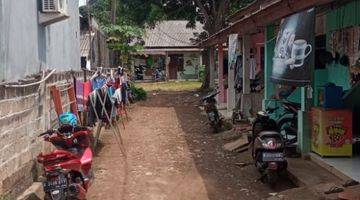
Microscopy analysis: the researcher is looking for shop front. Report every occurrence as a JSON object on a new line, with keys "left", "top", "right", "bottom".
{"left": 262, "top": 0, "right": 360, "bottom": 181}
{"left": 309, "top": 0, "right": 360, "bottom": 181}
{"left": 202, "top": 0, "right": 360, "bottom": 182}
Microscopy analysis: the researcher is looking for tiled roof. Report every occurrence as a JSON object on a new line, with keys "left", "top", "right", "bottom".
{"left": 144, "top": 20, "right": 204, "bottom": 48}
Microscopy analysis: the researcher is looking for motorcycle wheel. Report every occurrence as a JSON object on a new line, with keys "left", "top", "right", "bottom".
{"left": 266, "top": 169, "right": 278, "bottom": 185}
{"left": 252, "top": 120, "right": 263, "bottom": 138}
{"left": 212, "top": 121, "right": 221, "bottom": 133}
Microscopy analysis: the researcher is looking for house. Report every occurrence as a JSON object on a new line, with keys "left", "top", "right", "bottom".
{"left": 201, "top": 0, "right": 360, "bottom": 183}
{"left": 80, "top": 15, "right": 110, "bottom": 70}
{"left": 134, "top": 20, "right": 204, "bottom": 80}
{"left": 0, "top": 0, "right": 82, "bottom": 198}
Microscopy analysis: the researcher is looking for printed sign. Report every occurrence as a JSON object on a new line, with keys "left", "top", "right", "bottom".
{"left": 271, "top": 8, "right": 315, "bottom": 86}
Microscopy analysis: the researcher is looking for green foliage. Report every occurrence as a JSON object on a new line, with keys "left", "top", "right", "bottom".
{"left": 88, "top": 0, "right": 170, "bottom": 64}
{"left": 103, "top": 24, "right": 144, "bottom": 62}
{"left": 88, "top": 0, "right": 255, "bottom": 66}
{"left": 130, "top": 85, "right": 147, "bottom": 101}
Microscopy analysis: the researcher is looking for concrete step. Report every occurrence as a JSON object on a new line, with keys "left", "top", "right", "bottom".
{"left": 286, "top": 158, "right": 343, "bottom": 187}
{"left": 268, "top": 183, "right": 360, "bottom": 200}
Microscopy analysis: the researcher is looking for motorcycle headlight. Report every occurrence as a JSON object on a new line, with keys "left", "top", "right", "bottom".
{"left": 261, "top": 138, "right": 282, "bottom": 149}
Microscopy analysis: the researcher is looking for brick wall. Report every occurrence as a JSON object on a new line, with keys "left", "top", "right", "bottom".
{"left": 0, "top": 71, "right": 84, "bottom": 199}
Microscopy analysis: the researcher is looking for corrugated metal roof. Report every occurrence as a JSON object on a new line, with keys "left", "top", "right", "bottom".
{"left": 80, "top": 34, "right": 91, "bottom": 57}
{"left": 144, "top": 20, "right": 204, "bottom": 48}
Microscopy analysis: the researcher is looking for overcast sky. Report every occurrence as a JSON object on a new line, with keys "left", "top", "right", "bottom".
{"left": 79, "top": 0, "right": 86, "bottom": 6}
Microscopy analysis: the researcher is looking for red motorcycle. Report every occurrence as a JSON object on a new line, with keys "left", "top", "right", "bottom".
{"left": 37, "top": 125, "right": 94, "bottom": 200}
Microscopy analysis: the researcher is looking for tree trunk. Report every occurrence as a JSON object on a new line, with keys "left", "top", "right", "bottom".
{"left": 201, "top": 47, "right": 210, "bottom": 89}
{"left": 196, "top": 0, "right": 229, "bottom": 89}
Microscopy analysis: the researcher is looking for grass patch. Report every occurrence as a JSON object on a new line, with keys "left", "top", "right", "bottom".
{"left": 135, "top": 81, "right": 202, "bottom": 92}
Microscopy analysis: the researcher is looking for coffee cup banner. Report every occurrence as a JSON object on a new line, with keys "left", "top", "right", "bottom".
{"left": 271, "top": 8, "right": 315, "bottom": 86}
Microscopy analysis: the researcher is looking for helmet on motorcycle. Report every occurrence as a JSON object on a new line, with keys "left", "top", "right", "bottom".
{"left": 59, "top": 112, "right": 78, "bottom": 126}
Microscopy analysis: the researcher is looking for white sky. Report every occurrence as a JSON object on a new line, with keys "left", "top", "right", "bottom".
{"left": 79, "top": 0, "right": 86, "bottom": 6}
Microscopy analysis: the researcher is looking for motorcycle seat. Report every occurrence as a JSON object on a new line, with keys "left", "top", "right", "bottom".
{"left": 283, "top": 101, "right": 301, "bottom": 113}
{"left": 258, "top": 131, "right": 282, "bottom": 138}
{"left": 202, "top": 91, "right": 219, "bottom": 101}
{"left": 256, "top": 111, "right": 269, "bottom": 118}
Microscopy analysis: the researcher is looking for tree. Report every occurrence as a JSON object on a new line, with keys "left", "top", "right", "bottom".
{"left": 88, "top": 0, "right": 145, "bottom": 66}
{"left": 88, "top": 0, "right": 254, "bottom": 85}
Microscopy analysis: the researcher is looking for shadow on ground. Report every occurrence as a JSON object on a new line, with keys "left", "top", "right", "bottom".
{"left": 139, "top": 91, "right": 296, "bottom": 200}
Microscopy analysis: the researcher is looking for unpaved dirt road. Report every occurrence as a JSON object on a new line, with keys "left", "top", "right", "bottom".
{"left": 87, "top": 90, "right": 294, "bottom": 200}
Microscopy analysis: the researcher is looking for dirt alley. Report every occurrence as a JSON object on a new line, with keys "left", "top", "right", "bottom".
{"left": 87, "top": 90, "right": 295, "bottom": 200}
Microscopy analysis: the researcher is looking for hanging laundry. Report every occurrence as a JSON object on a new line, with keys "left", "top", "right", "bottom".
{"left": 83, "top": 81, "right": 92, "bottom": 111}
{"left": 87, "top": 88, "right": 114, "bottom": 126}
{"left": 249, "top": 57, "right": 257, "bottom": 80}
{"left": 76, "top": 80, "right": 84, "bottom": 112}
{"left": 235, "top": 54, "right": 243, "bottom": 91}
{"left": 92, "top": 75, "right": 107, "bottom": 90}
{"left": 112, "top": 88, "right": 122, "bottom": 106}
{"left": 87, "top": 93, "right": 98, "bottom": 126}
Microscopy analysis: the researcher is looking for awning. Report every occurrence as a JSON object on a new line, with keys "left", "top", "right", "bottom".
{"left": 200, "top": 0, "right": 336, "bottom": 47}
{"left": 135, "top": 48, "right": 203, "bottom": 55}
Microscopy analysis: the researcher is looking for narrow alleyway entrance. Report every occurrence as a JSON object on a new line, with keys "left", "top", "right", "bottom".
{"left": 88, "top": 90, "right": 294, "bottom": 200}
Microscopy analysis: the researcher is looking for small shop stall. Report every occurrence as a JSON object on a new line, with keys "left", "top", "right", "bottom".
{"left": 309, "top": 0, "right": 360, "bottom": 181}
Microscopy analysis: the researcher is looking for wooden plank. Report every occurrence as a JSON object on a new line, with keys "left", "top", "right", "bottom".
{"left": 223, "top": 137, "right": 249, "bottom": 152}
{"left": 67, "top": 84, "right": 80, "bottom": 121}
{"left": 50, "top": 85, "right": 63, "bottom": 116}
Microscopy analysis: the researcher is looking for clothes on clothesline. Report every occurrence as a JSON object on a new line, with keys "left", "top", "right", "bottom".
{"left": 112, "top": 88, "right": 122, "bottom": 106}
{"left": 235, "top": 54, "right": 243, "bottom": 91}
{"left": 84, "top": 81, "right": 92, "bottom": 111}
{"left": 75, "top": 80, "right": 84, "bottom": 112}
{"left": 87, "top": 87, "right": 113, "bottom": 126}
{"left": 74, "top": 68, "right": 131, "bottom": 126}
{"left": 92, "top": 75, "right": 107, "bottom": 90}
{"left": 249, "top": 57, "right": 257, "bottom": 80}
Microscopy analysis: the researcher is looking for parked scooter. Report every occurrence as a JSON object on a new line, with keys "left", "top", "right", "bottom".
{"left": 250, "top": 107, "right": 287, "bottom": 184}
{"left": 37, "top": 123, "right": 94, "bottom": 200}
{"left": 134, "top": 65, "right": 144, "bottom": 80}
{"left": 202, "top": 90, "right": 222, "bottom": 133}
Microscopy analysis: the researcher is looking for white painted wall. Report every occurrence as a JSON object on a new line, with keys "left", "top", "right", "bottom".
{"left": 0, "top": 0, "right": 80, "bottom": 82}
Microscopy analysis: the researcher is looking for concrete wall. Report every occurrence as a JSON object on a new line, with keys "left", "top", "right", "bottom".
{"left": 0, "top": 0, "right": 82, "bottom": 198}
{"left": 0, "top": 72, "right": 85, "bottom": 199}
{"left": 0, "top": 0, "right": 80, "bottom": 82}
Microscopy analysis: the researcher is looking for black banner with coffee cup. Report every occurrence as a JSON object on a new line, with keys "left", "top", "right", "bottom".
{"left": 271, "top": 8, "right": 315, "bottom": 86}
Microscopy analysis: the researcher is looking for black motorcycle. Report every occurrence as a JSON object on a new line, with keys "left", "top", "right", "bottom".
{"left": 277, "top": 100, "right": 300, "bottom": 147}
{"left": 202, "top": 90, "right": 222, "bottom": 133}
{"left": 134, "top": 65, "right": 144, "bottom": 80}
{"left": 250, "top": 107, "right": 287, "bottom": 184}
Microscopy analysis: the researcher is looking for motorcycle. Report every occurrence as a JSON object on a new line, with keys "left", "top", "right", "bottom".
{"left": 134, "top": 65, "right": 144, "bottom": 80}
{"left": 202, "top": 90, "right": 222, "bottom": 133}
{"left": 277, "top": 100, "right": 300, "bottom": 147}
{"left": 250, "top": 107, "right": 287, "bottom": 184}
{"left": 37, "top": 125, "right": 94, "bottom": 200}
